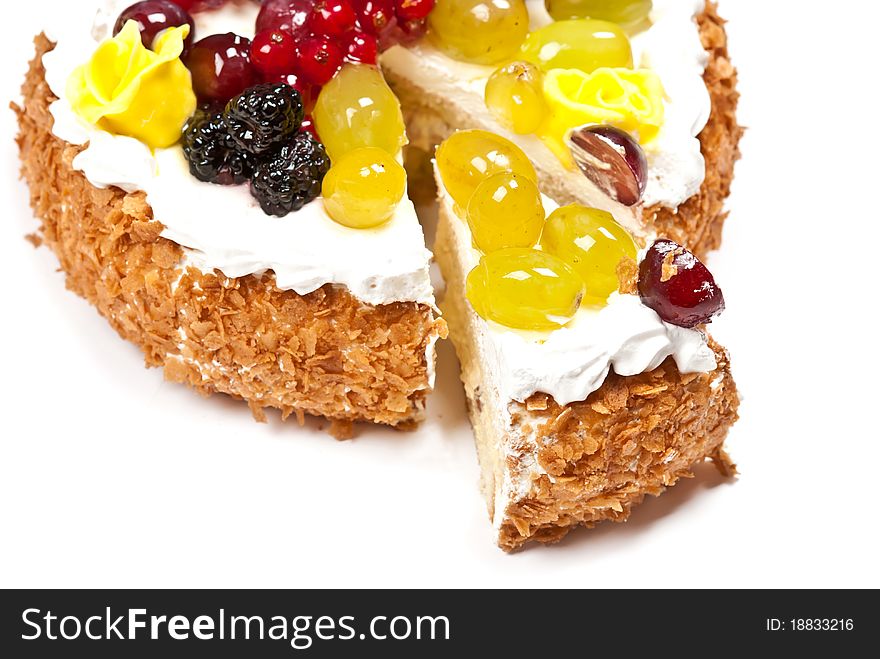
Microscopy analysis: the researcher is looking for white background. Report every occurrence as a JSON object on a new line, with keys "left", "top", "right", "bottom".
{"left": 1, "top": 0, "right": 878, "bottom": 589}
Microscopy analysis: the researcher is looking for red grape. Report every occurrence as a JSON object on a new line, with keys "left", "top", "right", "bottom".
{"left": 114, "top": 1, "right": 195, "bottom": 52}
{"left": 638, "top": 239, "right": 725, "bottom": 328}
{"left": 185, "top": 33, "right": 256, "bottom": 103}
{"left": 568, "top": 125, "right": 648, "bottom": 207}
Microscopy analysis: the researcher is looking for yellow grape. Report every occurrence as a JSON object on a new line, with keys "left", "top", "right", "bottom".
{"left": 436, "top": 129, "right": 537, "bottom": 210}
{"left": 520, "top": 19, "right": 632, "bottom": 74}
{"left": 540, "top": 204, "right": 637, "bottom": 307}
{"left": 428, "top": 0, "right": 530, "bottom": 65}
{"left": 322, "top": 147, "right": 406, "bottom": 229}
{"left": 466, "top": 248, "right": 584, "bottom": 330}
{"left": 467, "top": 172, "right": 545, "bottom": 252}
{"left": 484, "top": 61, "right": 548, "bottom": 135}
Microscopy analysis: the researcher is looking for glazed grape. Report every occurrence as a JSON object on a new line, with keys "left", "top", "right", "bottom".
{"left": 428, "top": 0, "right": 529, "bottom": 65}
{"left": 322, "top": 147, "right": 407, "bottom": 228}
{"left": 484, "top": 61, "right": 547, "bottom": 135}
{"left": 114, "top": 1, "right": 195, "bottom": 52}
{"left": 186, "top": 33, "right": 256, "bottom": 103}
{"left": 435, "top": 130, "right": 537, "bottom": 210}
{"left": 520, "top": 19, "right": 632, "bottom": 73}
{"left": 467, "top": 172, "right": 544, "bottom": 252}
{"left": 568, "top": 125, "right": 647, "bottom": 207}
{"left": 466, "top": 248, "right": 584, "bottom": 330}
{"left": 638, "top": 239, "right": 725, "bottom": 327}
{"left": 256, "top": 0, "right": 312, "bottom": 38}
{"left": 313, "top": 64, "right": 407, "bottom": 161}
{"left": 544, "top": 0, "right": 653, "bottom": 28}
{"left": 540, "top": 205, "right": 637, "bottom": 307}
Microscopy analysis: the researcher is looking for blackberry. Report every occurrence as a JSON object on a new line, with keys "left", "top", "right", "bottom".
{"left": 250, "top": 133, "right": 331, "bottom": 216}
{"left": 224, "top": 83, "right": 304, "bottom": 155}
{"left": 182, "top": 106, "right": 254, "bottom": 185}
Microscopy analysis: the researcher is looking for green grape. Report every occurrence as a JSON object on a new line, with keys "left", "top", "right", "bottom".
{"left": 322, "top": 147, "right": 407, "bottom": 229}
{"left": 467, "top": 172, "right": 545, "bottom": 252}
{"left": 539, "top": 204, "right": 637, "bottom": 307}
{"left": 544, "top": 0, "right": 653, "bottom": 28}
{"left": 466, "top": 248, "right": 585, "bottom": 330}
{"left": 436, "top": 129, "right": 537, "bottom": 210}
{"left": 313, "top": 64, "right": 406, "bottom": 162}
{"left": 484, "top": 61, "right": 548, "bottom": 135}
{"left": 520, "top": 19, "right": 633, "bottom": 74}
{"left": 428, "top": 0, "right": 530, "bottom": 65}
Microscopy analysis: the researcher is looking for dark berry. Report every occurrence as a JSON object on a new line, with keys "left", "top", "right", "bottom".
{"left": 114, "top": 1, "right": 195, "bottom": 53}
{"left": 296, "top": 35, "right": 344, "bottom": 85}
{"left": 638, "top": 239, "right": 725, "bottom": 328}
{"left": 224, "top": 83, "right": 304, "bottom": 155}
{"left": 276, "top": 72, "right": 320, "bottom": 111}
{"left": 568, "top": 125, "right": 647, "bottom": 207}
{"left": 251, "top": 30, "right": 298, "bottom": 79}
{"left": 186, "top": 33, "right": 256, "bottom": 103}
{"left": 182, "top": 106, "right": 254, "bottom": 185}
{"left": 311, "top": 1, "right": 357, "bottom": 37}
{"left": 250, "top": 132, "right": 331, "bottom": 216}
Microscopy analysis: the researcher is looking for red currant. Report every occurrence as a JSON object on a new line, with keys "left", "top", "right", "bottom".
{"left": 638, "top": 240, "right": 725, "bottom": 328}
{"left": 251, "top": 29, "right": 298, "bottom": 79}
{"left": 296, "top": 35, "right": 344, "bottom": 85}
{"left": 345, "top": 31, "right": 378, "bottom": 64}
{"left": 351, "top": 0, "right": 395, "bottom": 36}
{"left": 394, "top": 0, "right": 434, "bottom": 21}
{"left": 186, "top": 33, "right": 256, "bottom": 103}
{"left": 311, "top": 1, "right": 357, "bottom": 37}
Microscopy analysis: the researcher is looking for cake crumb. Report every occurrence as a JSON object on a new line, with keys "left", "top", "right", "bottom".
{"left": 25, "top": 232, "right": 42, "bottom": 247}
{"left": 616, "top": 257, "right": 638, "bottom": 295}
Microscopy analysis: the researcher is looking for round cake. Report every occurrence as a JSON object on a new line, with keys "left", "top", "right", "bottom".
{"left": 15, "top": 0, "right": 742, "bottom": 547}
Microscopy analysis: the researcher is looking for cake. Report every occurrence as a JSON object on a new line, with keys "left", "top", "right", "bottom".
{"left": 15, "top": 0, "right": 741, "bottom": 548}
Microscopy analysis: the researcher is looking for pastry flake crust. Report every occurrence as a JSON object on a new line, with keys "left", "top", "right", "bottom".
{"left": 14, "top": 34, "right": 446, "bottom": 430}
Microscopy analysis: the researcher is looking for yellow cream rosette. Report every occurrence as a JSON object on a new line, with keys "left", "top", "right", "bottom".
{"left": 67, "top": 20, "right": 196, "bottom": 149}
{"left": 539, "top": 67, "right": 665, "bottom": 166}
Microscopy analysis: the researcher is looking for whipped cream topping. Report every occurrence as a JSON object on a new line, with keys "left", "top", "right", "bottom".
{"left": 438, "top": 169, "right": 717, "bottom": 406}
{"left": 382, "top": 0, "right": 710, "bottom": 212}
{"left": 41, "top": 0, "right": 435, "bottom": 307}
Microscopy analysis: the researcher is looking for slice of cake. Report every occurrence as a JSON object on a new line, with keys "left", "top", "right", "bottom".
{"left": 382, "top": 0, "right": 741, "bottom": 258}
{"left": 15, "top": 0, "right": 446, "bottom": 435}
{"left": 432, "top": 131, "right": 739, "bottom": 550}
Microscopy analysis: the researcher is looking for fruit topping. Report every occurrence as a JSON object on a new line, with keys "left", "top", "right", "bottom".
{"left": 250, "top": 29, "right": 298, "bottom": 79}
{"left": 182, "top": 106, "right": 254, "bottom": 185}
{"left": 186, "top": 33, "right": 256, "bottom": 103}
{"left": 174, "top": 0, "right": 229, "bottom": 11}
{"left": 467, "top": 172, "right": 544, "bottom": 252}
{"left": 520, "top": 19, "right": 633, "bottom": 74}
{"left": 352, "top": 0, "right": 395, "bottom": 36}
{"left": 256, "top": 0, "right": 313, "bottom": 37}
{"left": 311, "top": 0, "right": 358, "bottom": 37}
{"left": 114, "top": 1, "right": 195, "bottom": 53}
{"left": 540, "top": 205, "right": 637, "bottom": 307}
{"left": 544, "top": 0, "right": 653, "bottom": 28}
{"left": 224, "top": 83, "right": 304, "bottom": 155}
{"left": 395, "top": 0, "right": 435, "bottom": 21}
{"left": 322, "top": 147, "right": 407, "bottom": 228}
{"left": 296, "top": 35, "right": 345, "bottom": 85}
{"left": 638, "top": 239, "right": 725, "bottom": 327}
{"left": 428, "top": 0, "right": 529, "bottom": 65}
{"left": 313, "top": 63, "right": 406, "bottom": 161}
{"left": 568, "top": 125, "right": 647, "bottom": 207}
{"left": 250, "top": 132, "right": 331, "bottom": 215}
{"left": 540, "top": 67, "right": 664, "bottom": 165}
{"left": 345, "top": 31, "right": 379, "bottom": 64}
{"left": 484, "top": 61, "right": 547, "bottom": 135}
{"left": 68, "top": 22, "right": 196, "bottom": 149}
{"left": 435, "top": 130, "right": 537, "bottom": 210}
{"left": 466, "top": 248, "right": 584, "bottom": 331}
